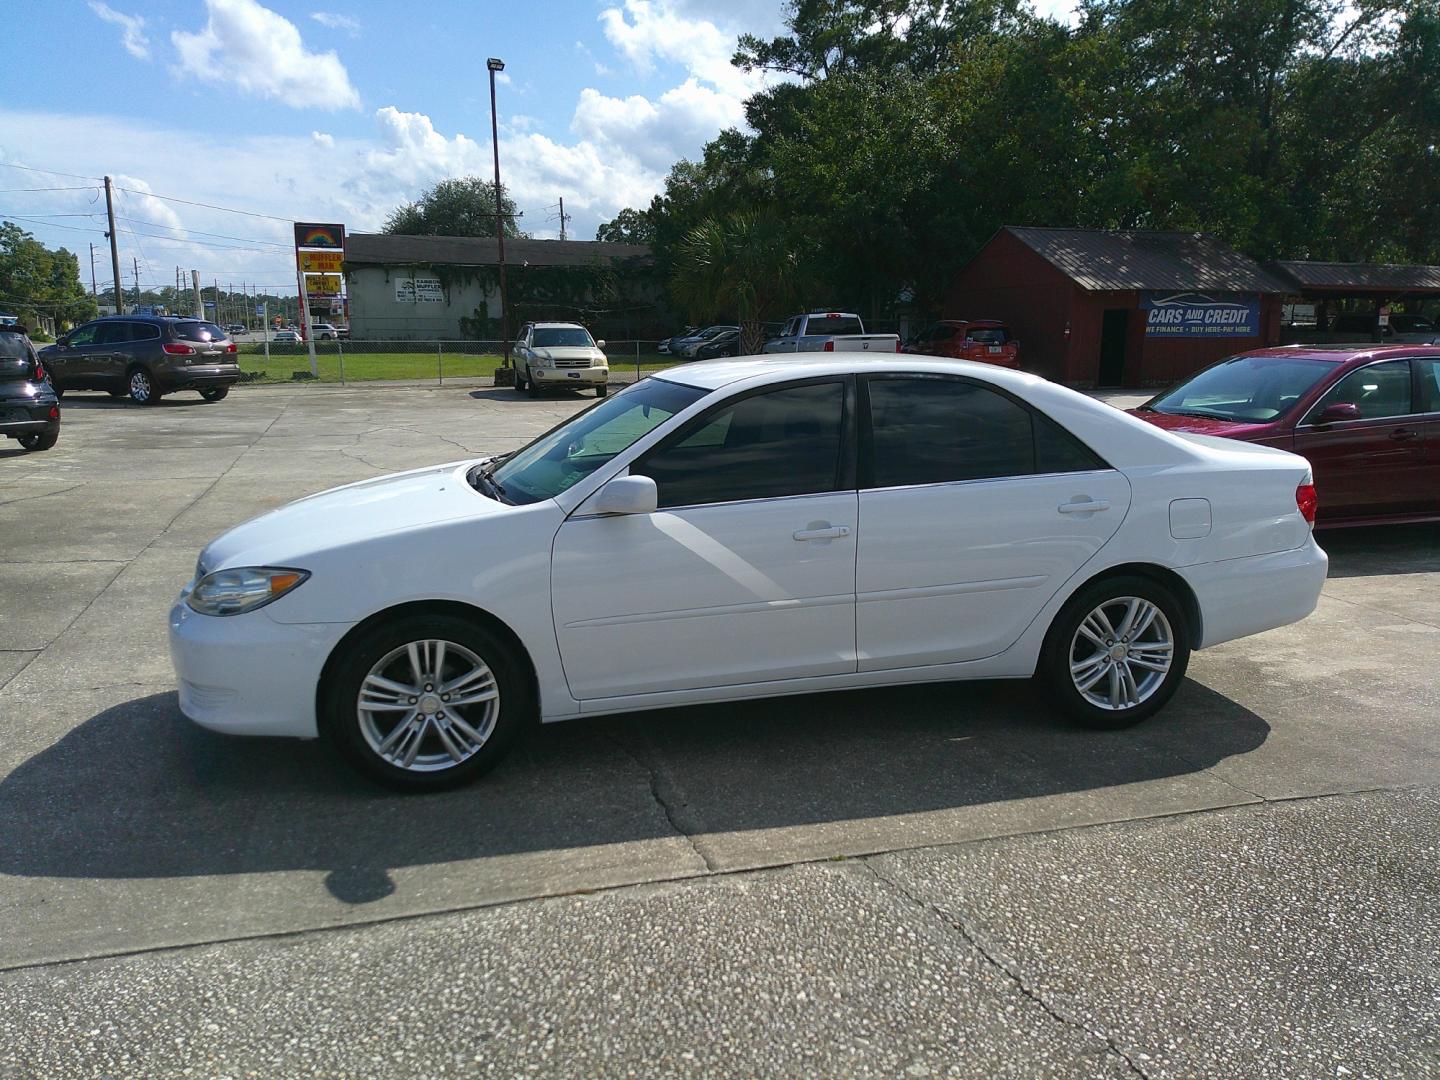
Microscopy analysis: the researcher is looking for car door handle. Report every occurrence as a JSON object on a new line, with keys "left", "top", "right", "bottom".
{"left": 1389, "top": 429, "right": 1420, "bottom": 442}
{"left": 1058, "top": 499, "right": 1110, "bottom": 514}
{"left": 793, "top": 524, "right": 851, "bottom": 541}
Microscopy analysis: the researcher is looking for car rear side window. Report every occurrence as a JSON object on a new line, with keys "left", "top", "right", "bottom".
{"left": 94, "top": 322, "right": 132, "bottom": 345}
{"left": 1308, "top": 360, "right": 1413, "bottom": 421}
{"left": 173, "top": 321, "right": 227, "bottom": 342}
{"left": 865, "top": 377, "right": 1102, "bottom": 488}
{"left": 1415, "top": 358, "right": 1440, "bottom": 414}
{"left": 128, "top": 322, "right": 160, "bottom": 341}
{"left": 634, "top": 381, "right": 846, "bottom": 508}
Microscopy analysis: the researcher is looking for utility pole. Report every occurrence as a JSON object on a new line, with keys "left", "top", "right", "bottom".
{"left": 133, "top": 257, "right": 140, "bottom": 309}
{"left": 191, "top": 270, "right": 203, "bottom": 320}
{"left": 88, "top": 243, "right": 98, "bottom": 299}
{"left": 558, "top": 196, "right": 570, "bottom": 242}
{"left": 488, "top": 56, "right": 511, "bottom": 369}
{"left": 103, "top": 176, "right": 124, "bottom": 315}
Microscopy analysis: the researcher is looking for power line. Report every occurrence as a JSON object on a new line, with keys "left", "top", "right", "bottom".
{"left": 0, "top": 162, "right": 103, "bottom": 182}
{"left": 0, "top": 185, "right": 99, "bottom": 194}
{"left": 113, "top": 214, "right": 291, "bottom": 250}
{"left": 115, "top": 186, "right": 293, "bottom": 222}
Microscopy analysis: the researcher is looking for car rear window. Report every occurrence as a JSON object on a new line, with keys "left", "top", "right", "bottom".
{"left": 173, "top": 321, "right": 228, "bottom": 342}
{"left": 0, "top": 332, "right": 31, "bottom": 359}
{"left": 805, "top": 316, "right": 863, "bottom": 337}
{"left": 965, "top": 328, "right": 1008, "bottom": 344}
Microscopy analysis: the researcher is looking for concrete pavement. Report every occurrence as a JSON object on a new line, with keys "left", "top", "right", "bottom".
{"left": 1, "top": 382, "right": 1437, "bottom": 1077}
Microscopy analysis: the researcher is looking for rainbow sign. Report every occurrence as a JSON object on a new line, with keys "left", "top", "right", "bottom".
{"left": 294, "top": 222, "right": 345, "bottom": 249}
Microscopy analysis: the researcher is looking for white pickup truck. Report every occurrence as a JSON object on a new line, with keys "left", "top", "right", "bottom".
{"left": 761, "top": 312, "right": 901, "bottom": 354}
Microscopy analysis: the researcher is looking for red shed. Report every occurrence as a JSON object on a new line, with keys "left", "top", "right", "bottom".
{"left": 945, "top": 227, "right": 1290, "bottom": 387}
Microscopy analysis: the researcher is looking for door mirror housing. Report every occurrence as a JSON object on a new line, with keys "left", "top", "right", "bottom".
{"left": 594, "top": 339, "right": 606, "bottom": 349}
{"left": 590, "top": 475, "right": 657, "bottom": 516}
{"left": 1316, "top": 402, "right": 1361, "bottom": 425}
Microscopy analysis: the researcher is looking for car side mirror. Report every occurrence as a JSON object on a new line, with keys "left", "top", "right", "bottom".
{"left": 1316, "top": 402, "right": 1361, "bottom": 424}
{"left": 595, "top": 339, "right": 606, "bottom": 349}
{"left": 590, "top": 475, "right": 657, "bottom": 515}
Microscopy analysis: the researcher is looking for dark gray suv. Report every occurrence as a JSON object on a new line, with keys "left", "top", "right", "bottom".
{"left": 42, "top": 316, "right": 241, "bottom": 404}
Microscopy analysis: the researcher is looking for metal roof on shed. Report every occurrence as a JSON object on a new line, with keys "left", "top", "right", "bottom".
{"left": 345, "top": 233, "right": 651, "bottom": 267}
{"left": 1004, "top": 226, "right": 1291, "bottom": 293}
{"left": 1270, "top": 260, "right": 1440, "bottom": 291}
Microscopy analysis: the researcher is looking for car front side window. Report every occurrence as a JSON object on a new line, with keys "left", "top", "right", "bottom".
{"left": 1306, "top": 360, "right": 1413, "bottom": 422}
{"left": 632, "top": 380, "right": 847, "bottom": 509}
{"left": 66, "top": 325, "right": 98, "bottom": 347}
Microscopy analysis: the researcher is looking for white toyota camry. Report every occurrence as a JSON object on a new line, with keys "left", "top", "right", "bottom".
{"left": 170, "top": 357, "right": 1328, "bottom": 790}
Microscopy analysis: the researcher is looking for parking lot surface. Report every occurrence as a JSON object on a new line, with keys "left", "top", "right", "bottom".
{"left": 2, "top": 384, "right": 1437, "bottom": 1078}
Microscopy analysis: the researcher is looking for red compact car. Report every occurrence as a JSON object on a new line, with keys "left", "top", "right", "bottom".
{"left": 1130, "top": 345, "right": 1440, "bottom": 528}
{"left": 909, "top": 320, "right": 1020, "bottom": 368}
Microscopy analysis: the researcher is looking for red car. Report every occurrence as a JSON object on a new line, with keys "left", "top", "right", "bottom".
{"left": 909, "top": 319, "right": 1020, "bottom": 368}
{"left": 1130, "top": 345, "right": 1440, "bottom": 528}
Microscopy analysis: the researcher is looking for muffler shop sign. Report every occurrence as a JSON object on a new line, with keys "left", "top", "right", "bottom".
{"left": 1142, "top": 292, "right": 1260, "bottom": 337}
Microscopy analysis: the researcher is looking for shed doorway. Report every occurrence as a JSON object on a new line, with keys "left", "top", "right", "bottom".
{"left": 1098, "top": 309, "right": 1130, "bottom": 386}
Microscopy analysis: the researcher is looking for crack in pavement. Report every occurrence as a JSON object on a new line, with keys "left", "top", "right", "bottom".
{"left": 0, "top": 483, "right": 86, "bottom": 507}
{"left": 857, "top": 859, "right": 1152, "bottom": 1080}
{"left": 602, "top": 728, "right": 717, "bottom": 873}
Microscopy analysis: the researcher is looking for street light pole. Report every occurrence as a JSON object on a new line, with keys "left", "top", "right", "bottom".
{"left": 487, "top": 57, "right": 511, "bottom": 371}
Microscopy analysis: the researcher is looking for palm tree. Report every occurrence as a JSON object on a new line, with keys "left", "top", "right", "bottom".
{"left": 671, "top": 211, "right": 810, "bottom": 355}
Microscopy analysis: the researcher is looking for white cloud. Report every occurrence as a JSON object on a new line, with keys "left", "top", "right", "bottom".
{"left": 311, "top": 131, "right": 335, "bottom": 148}
{"left": 598, "top": 0, "right": 766, "bottom": 102}
{"left": 310, "top": 11, "right": 361, "bottom": 35}
{"left": 572, "top": 80, "right": 744, "bottom": 173}
{"left": 172, "top": 0, "right": 361, "bottom": 111}
{"left": 89, "top": 2, "right": 150, "bottom": 60}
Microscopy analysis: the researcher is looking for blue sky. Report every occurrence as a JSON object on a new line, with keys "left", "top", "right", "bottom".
{"left": 1, "top": 0, "right": 1077, "bottom": 295}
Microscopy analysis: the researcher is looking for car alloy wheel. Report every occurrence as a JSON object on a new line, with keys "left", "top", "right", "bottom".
{"left": 1068, "top": 596, "right": 1174, "bottom": 711}
{"left": 129, "top": 368, "right": 158, "bottom": 405}
{"left": 357, "top": 639, "right": 500, "bottom": 773}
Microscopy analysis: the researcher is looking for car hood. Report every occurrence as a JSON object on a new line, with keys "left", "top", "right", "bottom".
{"left": 1127, "top": 409, "right": 1275, "bottom": 440}
{"left": 198, "top": 459, "right": 507, "bottom": 572}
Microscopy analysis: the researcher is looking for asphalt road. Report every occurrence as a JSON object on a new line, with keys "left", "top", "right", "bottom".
{"left": 1, "top": 381, "right": 1437, "bottom": 1078}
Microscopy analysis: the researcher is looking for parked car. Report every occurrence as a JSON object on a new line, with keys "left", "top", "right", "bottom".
{"left": 513, "top": 322, "right": 609, "bottom": 397}
{"left": 762, "top": 312, "right": 900, "bottom": 354}
{"left": 671, "top": 325, "right": 739, "bottom": 358}
{"left": 41, "top": 316, "right": 240, "bottom": 404}
{"left": 310, "top": 322, "right": 339, "bottom": 341}
{"left": 1130, "top": 345, "right": 1440, "bottom": 527}
{"left": 335, "top": 326, "right": 349, "bottom": 340}
{"left": 691, "top": 328, "right": 742, "bottom": 360}
{"left": 907, "top": 319, "right": 1020, "bottom": 368}
{"left": 225, "top": 324, "right": 247, "bottom": 336}
{"left": 658, "top": 327, "right": 699, "bottom": 355}
{"left": 271, "top": 330, "right": 301, "bottom": 344}
{"left": 0, "top": 325, "right": 60, "bottom": 451}
{"left": 1330, "top": 313, "right": 1436, "bottom": 344}
{"left": 170, "top": 355, "right": 1326, "bottom": 791}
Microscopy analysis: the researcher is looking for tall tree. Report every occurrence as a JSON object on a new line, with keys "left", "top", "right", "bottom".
{"left": 0, "top": 221, "right": 95, "bottom": 330}
{"left": 383, "top": 177, "right": 526, "bottom": 238}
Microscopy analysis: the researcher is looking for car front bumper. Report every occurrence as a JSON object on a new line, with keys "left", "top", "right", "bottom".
{"left": 1178, "top": 537, "right": 1329, "bottom": 649}
{"left": 169, "top": 597, "right": 350, "bottom": 738}
{"left": 531, "top": 366, "right": 607, "bottom": 386}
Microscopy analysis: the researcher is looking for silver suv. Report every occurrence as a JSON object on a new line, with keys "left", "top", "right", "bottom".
{"left": 42, "top": 316, "right": 241, "bottom": 404}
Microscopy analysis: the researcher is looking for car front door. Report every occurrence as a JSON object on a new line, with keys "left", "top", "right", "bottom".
{"left": 855, "top": 374, "right": 1132, "bottom": 671}
{"left": 1409, "top": 355, "right": 1440, "bottom": 514}
{"left": 550, "top": 378, "right": 858, "bottom": 700}
{"left": 1292, "top": 359, "right": 1428, "bottom": 521}
{"left": 50, "top": 323, "right": 101, "bottom": 387}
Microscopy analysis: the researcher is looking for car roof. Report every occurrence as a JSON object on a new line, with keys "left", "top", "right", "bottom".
{"left": 938, "top": 318, "right": 1007, "bottom": 326}
{"left": 532, "top": 321, "right": 587, "bottom": 329}
{"left": 1232, "top": 344, "right": 1438, "bottom": 364}
{"left": 654, "top": 354, "right": 1050, "bottom": 392}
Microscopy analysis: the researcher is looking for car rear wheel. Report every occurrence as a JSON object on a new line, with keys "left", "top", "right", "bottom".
{"left": 128, "top": 367, "right": 161, "bottom": 405}
{"left": 17, "top": 429, "right": 57, "bottom": 451}
{"left": 200, "top": 387, "right": 229, "bottom": 402}
{"left": 1039, "top": 575, "right": 1190, "bottom": 730}
{"left": 321, "top": 613, "right": 529, "bottom": 791}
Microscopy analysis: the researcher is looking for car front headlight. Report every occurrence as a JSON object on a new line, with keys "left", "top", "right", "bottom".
{"left": 186, "top": 566, "right": 309, "bottom": 616}
{"left": 530, "top": 350, "right": 551, "bottom": 367}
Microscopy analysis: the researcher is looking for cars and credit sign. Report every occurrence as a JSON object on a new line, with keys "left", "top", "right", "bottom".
{"left": 1142, "top": 292, "right": 1260, "bottom": 337}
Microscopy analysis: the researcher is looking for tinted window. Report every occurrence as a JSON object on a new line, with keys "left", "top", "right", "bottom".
{"left": 804, "top": 316, "right": 862, "bottom": 337}
{"left": 1145, "top": 355, "right": 1338, "bottom": 422}
{"left": 1309, "top": 360, "right": 1412, "bottom": 421}
{"left": 1035, "top": 414, "right": 1107, "bottom": 473}
{"left": 1417, "top": 358, "right": 1440, "bottom": 414}
{"left": 635, "top": 381, "right": 845, "bottom": 508}
{"left": 94, "top": 322, "right": 132, "bottom": 345}
{"left": 173, "top": 321, "right": 227, "bottom": 342}
{"left": 965, "top": 327, "right": 1008, "bottom": 344}
{"left": 66, "top": 325, "right": 98, "bottom": 346}
{"left": 0, "top": 332, "right": 31, "bottom": 359}
{"left": 1390, "top": 315, "right": 1435, "bottom": 333}
{"left": 867, "top": 377, "right": 1033, "bottom": 487}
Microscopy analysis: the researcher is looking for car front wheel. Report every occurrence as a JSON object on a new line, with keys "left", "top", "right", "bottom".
{"left": 1039, "top": 575, "right": 1190, "bottom": 730}
{"left": 321, "top": 613, "right": 529, "bottom": 791}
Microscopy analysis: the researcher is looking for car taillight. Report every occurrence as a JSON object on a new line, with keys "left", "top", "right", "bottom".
{"left": 33, "top": 362, "right": 45, "bottom": 382}
{"left": 823, "top": 340, "right": 835, "bottom": 352}
{"left": 48, "top": 405, "right": 59, "bottom": 420}
{"left": 1296, "top": 482, "right": 1317, "bottom": 525}
{"left": 163, "top": 342, "right": 196, "bottom": 355}
{"left": 225, "top": 342, "right": 237, "bottom": 353}
{"left": 894, "top": 339, "right": 901, "bottom": 353}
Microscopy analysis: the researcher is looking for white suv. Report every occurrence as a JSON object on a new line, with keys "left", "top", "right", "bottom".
{"left": 513, "top": 322, "right": 609, "bottom": 397}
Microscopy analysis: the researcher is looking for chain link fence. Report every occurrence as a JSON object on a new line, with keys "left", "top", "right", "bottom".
{"left": 232, "top": 339, "right": 701, "bottom": 387}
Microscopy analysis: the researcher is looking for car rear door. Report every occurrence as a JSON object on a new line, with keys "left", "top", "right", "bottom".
{"left": 1412, "top": 356, "right": 1440, "bottom": 515}
{"left": 550, "top": 378, "right": 857, "bottom": 700}
{"left": 855, "top": 374, "right": 1131, "bottom": 670}
{"left": 1292, "top": 358, "right": 1428, "bottom": 521}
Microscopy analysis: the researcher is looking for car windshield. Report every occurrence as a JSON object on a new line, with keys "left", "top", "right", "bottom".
{"left": 487, "top": 378, "right": 707, "bottom": 504}
{"left": 173, "top": 321, "right": 227, "bottom": 342}
{"left": 697, "top": 326, "right": 732, "bottom": 340}
{"left": 1143, "top": 355, "right": 1339, "bottom": 422}
{"left": 532, "top": 328, "right": 594, "bottom": 348}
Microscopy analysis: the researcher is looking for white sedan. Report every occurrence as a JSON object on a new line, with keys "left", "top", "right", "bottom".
{"left": 170, "top": 357, "right": 1328, "bottom": 790}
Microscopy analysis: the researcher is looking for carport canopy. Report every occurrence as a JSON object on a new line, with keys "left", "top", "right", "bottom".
{"left": 1271, "top": 260, "right": 1440, "bottom": 302}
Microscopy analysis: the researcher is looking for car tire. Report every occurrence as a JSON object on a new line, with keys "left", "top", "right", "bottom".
{"left": 596, "top": 383, "right": 608, "bottom": 398}
{"left": 513, "top": 367, "right": 527, "bottom": 393}
{"left": 17, "top": 429, "right": 58, "bottom": 451}
{"left": 1039, "top": 574, "right": 1190, "bottom": 730}
{"left": 127, "top": 366, "right": 162, "bottom": 405}
{"left": 200, "top": 387, "right": 229, "bottom": 402}
{"left": 321, "top": 613, "right": 531, "bottom": 792}
{"left": 526, "top": 369, "right": 540, "bottom": 398}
